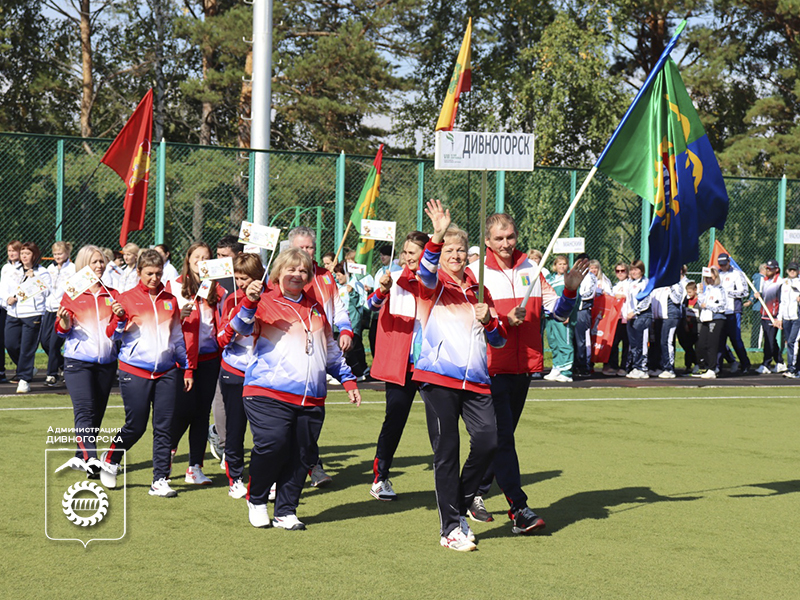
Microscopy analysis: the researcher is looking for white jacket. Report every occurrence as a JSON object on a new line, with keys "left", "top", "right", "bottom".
{"left": 45, "top": 259, "right": 76, "bottom": 312}
{"left": 2, "top": 265, "right": 51, "bottom": 318}
{"left": 779, "top": 278, "right": 800, "bottom": 321}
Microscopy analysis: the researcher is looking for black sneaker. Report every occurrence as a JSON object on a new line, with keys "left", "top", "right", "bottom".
{"left": 509, "top": 507, "right": 546, "bottom": 534}
{"left": 467, "top": 496, "right": 494, "bottom": 522}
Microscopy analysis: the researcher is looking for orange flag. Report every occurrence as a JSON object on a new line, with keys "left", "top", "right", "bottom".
{"left": 435, "top": 18, "right": 472, "bottom": 131}
{"left": 707, "top": 240, "right": 740, "bottom": 270}
{"left": 101, "top": 89, "right": 154, "bottom": 247}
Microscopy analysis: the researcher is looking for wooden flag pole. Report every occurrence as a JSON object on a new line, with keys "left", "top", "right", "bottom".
{"left": 334, "top": 220, "right": 354, "bottom": 265}
{"left": 478, "top": 170, "right": 487, "bottom": 303}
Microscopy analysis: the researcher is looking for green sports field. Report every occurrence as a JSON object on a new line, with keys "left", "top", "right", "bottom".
{"left": 2, "top": 386, "right": 799, "bottom": 599}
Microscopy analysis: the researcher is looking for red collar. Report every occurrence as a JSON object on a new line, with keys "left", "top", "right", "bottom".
{"left": 439, "top": 267, "right": 478, "bottom": 289}
{"left": 136, "top": 281, "right": 165, "bottom": 296}
{"left": 484, "top": 247, "right": 527, "bottom": 271}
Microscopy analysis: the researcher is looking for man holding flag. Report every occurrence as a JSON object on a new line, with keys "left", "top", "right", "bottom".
{"left": 709, "top": 245, "right": 751, "bottom": 374}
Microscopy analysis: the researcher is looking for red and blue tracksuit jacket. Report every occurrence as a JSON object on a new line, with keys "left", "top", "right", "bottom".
{"left": 217, "top": 288, "right": 253, "bottom": 377}
{"left": 106, "top": 282, "right": 189, "bottom": 378}
{"left": 412, "top": 241, "right": 507, "bottom": 393}
{"left": 230, "top": 287, "right": 356, "bottom": 407}
{"left": 305, "top": 264, "right": 353, "bottom": 341}
{"left": 467, "top": 248, "right": 576, "bottom": 375}
{"left": 165, "top": 277, "right": 222, "bottom": 370}
{"left": 55, "top": 286, "right": 120, "bottom": 364}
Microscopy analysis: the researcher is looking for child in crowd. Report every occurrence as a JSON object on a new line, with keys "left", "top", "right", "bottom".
{"left": 677, "top": 281, "right": 699, "bottom": 374}
{"left": 544, "top": 255, "right": 574, "bottom": 383}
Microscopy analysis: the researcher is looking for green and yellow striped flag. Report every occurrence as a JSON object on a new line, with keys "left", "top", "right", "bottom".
{"left": 351, "top": 145, "right": 383, "bottom": 265}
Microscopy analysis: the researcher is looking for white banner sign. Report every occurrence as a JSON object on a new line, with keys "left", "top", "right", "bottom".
{"left": 16, "top": 277, "right": 49, "bottom": 303}
{"left": 434, "top": 131, "right": 534, "bottom": 171}
{"left": 238, "top": 221, "right": 280, "bottom": 250}
{"left": 198, "top": 257, "right": 234, "bottom": 281}
{"left": 360, "top": 219, "right": 396, "bottom": 242}
{"left": 784, "top": 229, "right": 800, "bottom": 244}
{"left": 64, "top": 267, "right": 100, "bottom": 300}
{"left": 346, "top": 262, "right": 367, "bottom": 276}
{"left": 553, "top": 237, "right": 585, "bottom": 254}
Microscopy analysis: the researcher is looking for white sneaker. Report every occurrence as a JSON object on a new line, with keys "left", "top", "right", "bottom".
{"left": 729, "top": 361, "right": 740, "bottom": 374}
{"left": 700, "top": 369, "right": 717, "bottom": 379}
{"left": 220, "top": 453, "right": 226, "bottom": 472}
{"left": 370, "top": 479, "right": 397, "bottom": 501}
{"left": 616, "top": 369, "right": 627, "bottom": 377}
{"left": 755, "top": 365, "right": 770, "bottom": 375}
{"left": 658, "top": 370, "right": 676, "bottom": 379}
{"left": 553, "top": 373, "right": 573, "bottom": 382}
{"left": 543, "top": 368, "right": 561, "bottom": 381}
{"left": 783, "top": 371, "right": 798, "bottom": 379}
{"left": 185, "top": 465, "right": 212, "bottom": 485}
{"left": 208, "top": 424, "right": 223, "bottom": 461}
{"left": 440, "top": 527, "right": 477, "bottom": 552}
{"left": 248, "top": 501, "right": 270, "bottom": 528}
{"left": 229, "top": 478, "right": 247, "bottom": 499}
{"left": 99, "top": 451, "right": 119, "bottom": 489}
{"left": 273, "top": 514, "right": 306, "bottom": 530}
{"left": 627, "top": 369, "right": 648, "bottom": 379}
{"left": 310, "top": 464, "right": 332, "bottom": 487}
{"left": 149, "top": 478, "right": 178, "bottom": 497}
{"left": 326, "top": 373, "right": 341, "bottom": 386}
{"left": 776, "top": 363, "right": 788, "bottom": 373}
{"left": 15, "top": 380, "right": 30, "bottom": 394}
{"left": 459, "top": 516, "right": 476, "bottom": 542}
{"left": 268, "top": 482, "right": 276, "bottom": 502}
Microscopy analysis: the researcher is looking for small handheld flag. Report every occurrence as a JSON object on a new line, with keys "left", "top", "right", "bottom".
{"left": 64, "top": 267, "right": 100, "bottom": 300}
{"left": 197, "top": 258, "right": 234, "bottom": 281}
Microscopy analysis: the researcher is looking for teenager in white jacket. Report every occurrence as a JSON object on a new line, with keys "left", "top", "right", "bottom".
{"left": 41, "top": 241, "right": 75, "bottom": 386}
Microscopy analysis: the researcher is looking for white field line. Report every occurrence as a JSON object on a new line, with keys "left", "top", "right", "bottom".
{"left": 2, "top": 392, "right": 797, "bottom": 411}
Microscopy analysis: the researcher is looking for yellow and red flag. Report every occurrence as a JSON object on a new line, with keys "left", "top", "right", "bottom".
{"left": 101, "top": 89, "right": 154, "bottom": 247}
{"left": 435, "top": 18, "right": 472, "bottom": 131}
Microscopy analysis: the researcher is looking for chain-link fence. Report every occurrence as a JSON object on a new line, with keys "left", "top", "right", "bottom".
{"left": 0, "top": 131, "right": 794, "bottom": 315}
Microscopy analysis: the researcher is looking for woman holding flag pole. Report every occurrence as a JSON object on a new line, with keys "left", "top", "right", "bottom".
{"left": 167, "top": 242, "right": 224, "bottom": 486}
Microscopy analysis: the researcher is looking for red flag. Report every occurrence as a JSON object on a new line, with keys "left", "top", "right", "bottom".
{"left": 101, "top": 89, "right": 154, "bottom": 247}
{"left": 591, "top": 295, "right": 624, "bottom": 363}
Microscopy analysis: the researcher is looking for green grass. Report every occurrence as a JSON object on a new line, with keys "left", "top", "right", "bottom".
{"left": 2, "top": 387, "right": 800, "bottom": 599}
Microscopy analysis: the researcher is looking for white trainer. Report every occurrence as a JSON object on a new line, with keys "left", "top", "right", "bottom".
{"left": 229, "top": 478, "right": 247, "bottom": 499}
{"left": 273, "top": 514, "right": 306, "bottom": 530}
{"left": 99, "top": 451, "right": 119, "bottom": 489}
{"left": 149, "top": 478, "right": 178, "bottom": 497}
{"left": 440, "top": 527, "right": 476, "bottom": 552}
{"left": 755, "top": 365, "right": 770, "bottom": 375}
{"left": 268, "top": 482, "right": 276, "bottom": 502}
{"left": 658, "top": 370, "right": 676, "bottom": 379}
{"left": 776, "top": 363, "right": 788, "bottom": 373}
{"left": 15, "top": 380, "right": 30, "bottom": 394}
{"left": 553, "top": 373, "right": 573, "bottom": 382}
{"left": 185, "top": 465, "right": 212, "bottom": 485}
{"left": 370, "top": 479, "right": 397, "bottom": 501}
{"left": 543, "top": 368, "right": 561, "bottom": 381}
{"left": 248, "top": 501, "right": 270, "bottom": 528}
{"left": 459, "top": 516, "right": 476, "bottom": 542}
{"left": 700, "top": 369, "right": 717, "bottom": 379}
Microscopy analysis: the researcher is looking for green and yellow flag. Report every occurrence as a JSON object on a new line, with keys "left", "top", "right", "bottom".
{"left": 435, "top": 18, "right": 472, "bottom": 131}
{"left": 351, "top": 145, "right": 384, "bottom": 265}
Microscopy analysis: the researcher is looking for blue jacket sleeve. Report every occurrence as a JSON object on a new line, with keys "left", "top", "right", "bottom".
{"left": 230, "top": 297, "right": 258, "bottom": 336}
{"left": 417, "top": 241, "right": 442, "bottom": 290}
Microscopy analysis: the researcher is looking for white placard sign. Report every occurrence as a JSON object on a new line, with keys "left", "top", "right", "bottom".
{"left": 16, "top": 277, "right": 49, "bottom": 303}
{"left": 360, "top": 219, "right": 396, "bottom": 242}
{"left": 435, "top": 131, "right": 534, "bottom": 171}
{"left": 64, "top": 267, "right": 100, "bottom": 300}
{"left": 346, "top": 262, "right": 367, "bottom": 276}
{"left": 238, "top": 221, "right": 280, "bottom": 250}
{"left": 784, "top": 229, "right": 800, "bottom": 244}
{"left": 553, "top": 237, "right": 585, "bottom": 254}
{"left": 197, "top": 257, "right": 234, "bottom": 281}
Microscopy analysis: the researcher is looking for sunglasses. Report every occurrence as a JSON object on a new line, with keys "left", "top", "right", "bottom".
{"left": 615, "top": 269, "right": 627, "bottom": 273}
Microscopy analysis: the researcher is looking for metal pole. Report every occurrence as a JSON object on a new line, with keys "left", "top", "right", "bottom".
{"left": 495, "top": 171, "right": 505, "bottom": 213}
{"left": 316, "top": 206, "right": 323, "bottom": 264}
{"left": 777, "top": 175, "right": 787, "bottom": 270}
{"left": 55, "top": 139, "right": 65, "bottom": 242}
{"left": 708, "top": 227, "right": 716, "bottom": 261}
{"left": 247, "top": 150, "right": 255, "bottom": 222}
{"left": 478, "top": 170, "right": 487, "bottom": 302}
{"left": 335, "top": 151, "right": 345, "bottom": 252}
{"left": 569, "top": 170, "right": 577, "bottom": 264}
{"left": 251, "top": 0, "right": 273, "bottom": 227}
{"left": 417, "top": 161, "right": 425, "bottom": 231}
{"left": 154, "top": 138, "right": 166, "bottom": 244}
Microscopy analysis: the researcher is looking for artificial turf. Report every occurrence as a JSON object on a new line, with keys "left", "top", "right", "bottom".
{"left": 1, "top": 386, "right": 799, "bottom": 599}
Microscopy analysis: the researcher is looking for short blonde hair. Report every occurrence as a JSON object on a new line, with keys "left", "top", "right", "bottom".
{"left": 52, "top": 241, "right": 73, "bottom": 256}
{"left": 137, "top": 248, "right": 164, "bottom": 272}
{"left": 443, "top": 225, "right": 468, "bottom": 250}
{"left": 269, "top": 247, "right": 314, "bottom": 285}
{"left": 705, "top": 266, "right": 721, "bottom": 286}
{"left": 122, "top": 243, "right": 140, "bottom": 256}
{"left": 74, "top": 245, "right": 107, "bottom": 272}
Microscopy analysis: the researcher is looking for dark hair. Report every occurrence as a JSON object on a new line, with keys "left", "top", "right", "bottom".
{"left": 7, "top": 240, "right": 22, "bottom": 253}
{"left": 322, "top": 252, "right": 335, "bottom": 262}
{"left": 233, "top": 252, "right": 265, "bottom": 281}
{"left": 630, "top": 259, "right": 646, "bottom": 274}
{"left": 113, "top": 250, "right": 123, "bottom": 261}
{"left": 332, "top": 262, "right": 346, "bottom": 275}
{"left": 404, "top": 231, "right": 429, "bottom": 250}
{"left": 20, "top": 242, "right": 41, "bottom": 267}
{"left": 217, "top": 235, "right": 244, "bottom": 254}
{"left": 686, "top": 281, "right": 697, "bottom": 290}
{"left": 378, "top": 245, "right": 392, "bottom": 257}
{"left": 181, "top": 242, "right": 219, "bottom": 305}
{"left": 576, "top": 252, "right": 590, "bottom": 261}
{"left": 155, "top": 243, "right": 171, "bottom": 257}
{"left": 137, "top": 248, "right": 164, "bottom": 271}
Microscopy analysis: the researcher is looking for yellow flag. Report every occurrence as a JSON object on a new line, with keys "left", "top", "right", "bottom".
{"left": 435, "top": 18, "right": 473, "bottom": 131}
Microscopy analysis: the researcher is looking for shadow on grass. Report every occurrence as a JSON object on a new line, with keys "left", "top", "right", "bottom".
{"left": 306, "top": 490, "right": 438, "bottom": 525}
{"left": 480, "top": 486, "right": 703, "bottom": 539}
{"left": 306, "top": 454, "right": 434, "bottom": 495}
{"left": 729, "top": 480, "right": 800, "bottom": 498}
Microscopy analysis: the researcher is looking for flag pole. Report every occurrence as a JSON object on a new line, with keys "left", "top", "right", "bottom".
{"left": 520, "top": 20, "right": 689, "bottom": 309}
{"left": 334, "top": 220, "right": 354, "bottom": 264}
{"left": 478, "top": 170, "right": 487, "bottom": 303}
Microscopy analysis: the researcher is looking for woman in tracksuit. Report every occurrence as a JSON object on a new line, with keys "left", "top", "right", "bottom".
{"left": 779, "top": 262, "right": 800, "bottom": 378}
{"left": 42, "top": 241, "right": 76, "bottom": 386}
{"left": 216, "top": 252, "right": 265, "bottom": 499}
{"left": 657, "top": 282, "right": 685, "bottom": 378}
{"left": 167, "top": 242, "right": 223, "bottom": 486}
{"left": 3, "top": 241, "right": 51, "bottom": 394}
{"left": 625, "top": 259, "right": 652, "bottom": 379}
{"left": 231, "top": 247, "right": 361, "bottom": 531}
{"left": 104, "top": 249, "right": 191, "bottom": 498}
{"left": 695, "top": 267, "right": 727, "bottom": 379}
{"left": 413, "top": 200, "right": 506, "bottom": 552}
{"left": 0, "top": 240, "right": 22, "bottom": 384}
{"left": 366, "top": 230, "right": 429, "bottom": 501}
{"left": 56, "top": 245, "right": 118, "bottom": 470}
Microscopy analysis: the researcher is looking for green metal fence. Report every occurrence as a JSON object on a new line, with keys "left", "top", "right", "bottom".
{"left": 1, "top": 130, "right": 795, "bottom": 284}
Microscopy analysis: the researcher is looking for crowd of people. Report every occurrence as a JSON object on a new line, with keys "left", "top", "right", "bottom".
{"left": 1, "top": 209, "right": 797, "bottom": 551}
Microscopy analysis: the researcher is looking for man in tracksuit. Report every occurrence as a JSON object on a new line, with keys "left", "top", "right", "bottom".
{"left": 467, "top": 213, "right": 586, "bottom": 533}
{"left": 717, "top": 253, "right": 751, "bottom": 374}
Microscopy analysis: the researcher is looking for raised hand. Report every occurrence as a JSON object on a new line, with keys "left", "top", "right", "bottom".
{"left": 425, "top": 199, "right": 451, "bottom": 243}
{"left": 378, "top": 272, "right": 392, "bottom": 294}
{"left": 564, "top": 258, "right": 590, "bottom": 291}
{"left": 246, "top": 280, "right": 263, "bottom": 302}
